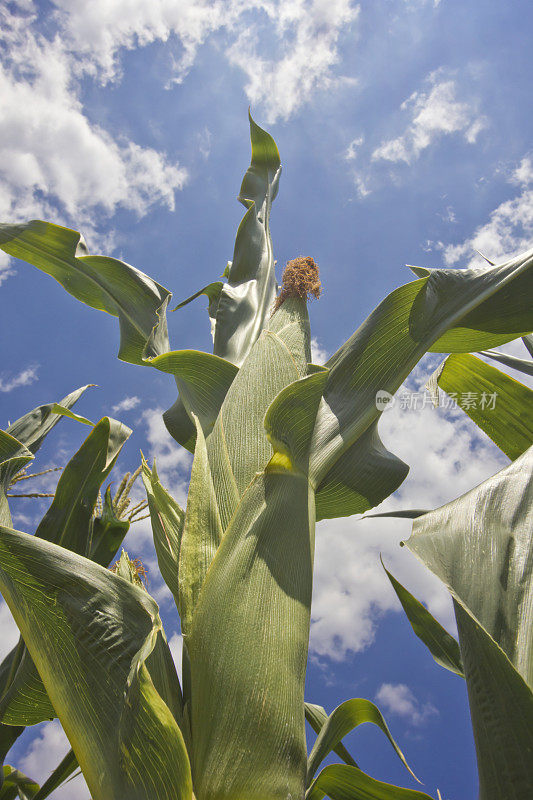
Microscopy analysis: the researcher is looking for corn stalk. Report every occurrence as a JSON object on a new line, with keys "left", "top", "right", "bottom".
{"left": 0, "top": 116, "right": 531, "bottom": 799}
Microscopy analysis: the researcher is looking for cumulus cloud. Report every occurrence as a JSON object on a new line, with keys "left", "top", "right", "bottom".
{"left": 444, "top": 154, "right": 533, "bottom": 266}
{"left": 310, "top": 360, "right": 506, "bottom": 661}
{"left": 372, "top": 72, "right": 487, "bottom": 165}
{"left": 112, "top": 395, "right": 141, "bottom": 413}
{"left": 376, "top": 682, "right": 438, "bottom": 726}
{"left": 311, "top": 336, "right": 329, "bottom": 365}
{"left": 21, "top": 720, "right": 90, "bottom": 799}
{"left": 0, "top": 365, "right": 38, "bottom": 392}
{"left": 0, "top": 3, "right": 186, "bottom": 258}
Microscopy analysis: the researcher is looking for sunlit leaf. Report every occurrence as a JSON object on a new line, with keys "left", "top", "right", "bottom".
{"left": 306, "top": 764, "right": 434, "bottom": 800}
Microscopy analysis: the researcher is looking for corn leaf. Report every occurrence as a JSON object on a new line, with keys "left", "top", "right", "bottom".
{"left": 310, "top": 247, "right": 533, "bottom": 519}
{"left": 32, "top": 750, "right": 77, "bottom": 800}
{"left": 381, "top": 561, "right": 464, "bottom": 677}
{"left": 206, "top": 296, "right": 311, "bottom": 530}
{"left": 306, "top": 764, "right": 434, "bottom": 800}
{"left": 305, "top": 703, "right": 358, "bottom": 769}
{"left": 306, "top": 698, "right": 417, "bottom": 787}
{"left": 141, "top": 458, "right": 184, "bottom": 611}
{"left": 187, "top": 368, "right": 325, "bottom": 800}
{"left": 0, "top": 766, "right": 39, "bottom": 800}
{"left": 0, "top": 529, "right": 192, "bottom": 800}
{"left": 173, "top": 281, "right": 224, "bottom": 340}
{"left": 149, "top": 350, "right": 238, "bottom": 451}
{"left": 427, "top": 353, "right": 533, "bottom": 460}
{"left": 89, "top": 485, "right": 130, "bottom": 568}
{"left": 0, "top": 221, "right": 171, "bottom": 365}
{"left": 478, "top": 349, "right": 533, "bottom": 377}
{"left": 0, "top": 433, "right": 34, "bottom": 528}
{"left": 405, "top": 446, "right": 533, "bottom": 800}
{"left": 0, "top": 418, "right": 131, "bottom": 727}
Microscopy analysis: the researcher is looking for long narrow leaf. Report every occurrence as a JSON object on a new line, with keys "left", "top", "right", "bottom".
{"left": 305, "top": 703, "right": 358, "bottom": 769}
{"left": 306, "top": 698, "right": 416, "bottom": 786}
{"left": 306, "top": 764, "right": 434, "bottom": 800}
{"left": 32, "top": 750, "right": 77, "bottom": 800}
{"left": 310, "top": 247, "right": 533, "bottom": 518}
{"left": 0, "top": 222, "right": 171, "bottom": 365}
{"left": 427, "top": 353, "right": 533, "bottom": 459}
{"left": 405, "top": 446, "right": 533, "bottom": 799}
{"left": 478, "top": 348, "right": 533, "bottom": 377}
{"left": 381, "top": 560, "right": 464, "bottom": 677}
{"left": 0, "top": 529, "right": 192, "bottom": 800}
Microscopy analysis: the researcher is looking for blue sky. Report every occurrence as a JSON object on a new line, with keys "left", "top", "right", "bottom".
{"left": 1, "top": 1, "right": 532, "bottom": 797}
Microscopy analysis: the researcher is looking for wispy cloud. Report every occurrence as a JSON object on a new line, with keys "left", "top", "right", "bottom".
{"left": 112, "top": 395, "right": 141, "bottom": 413}
{"left": 0, "top": 365, "right": 38, "bottom": 392}
{"left": 376, "top": 682, "right": 438, "bottom": 726}
{"left": 444, "top": 154, "right": 533, "bottom": 266}
{"left": 372, "top": 71, "right": 487, "bottom": 166}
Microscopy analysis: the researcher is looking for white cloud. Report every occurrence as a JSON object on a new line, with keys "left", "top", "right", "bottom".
{"left": 311, "top": 336, "right": 328, "bottom": 365}
{"left": 112, "top": 395, "right": 141, "bottom": 413}
{"left": 227, "top": 0, "right": 360, "bottom": 122}
{"left": 0, "top": 365, "right": 38, "bottom": 392}
{"left": 0, "top": 251, "right": 15, "bottom": 285}
{"left": 0, "top": 601, "right": 20, "bottom": 661}
{"left": 169, "top": 631, "right": 183, "bottom": 682}
{"left": 375, "top": 683, "right": 438, "bottom": 726}
{"left": 310, "top": 361, "right": 506, "bottom": 661}
{"left": 345, "top": 136, "right": 364, "bottom": 161}
{"left": 20, "top": 720, "right": 90, "bottom": 799}
{"left": 444, "top": 154, "right": 533, "bottom": 266}
{"left": 372, "top": 72, "right": 487, "bottom": 165}
{"left": 0, "top": 4, "right": 187, "bottom": 249}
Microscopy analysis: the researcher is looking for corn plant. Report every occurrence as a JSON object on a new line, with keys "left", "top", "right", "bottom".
{"left": 0, "top": 115, "right": 532, "bottom": 800}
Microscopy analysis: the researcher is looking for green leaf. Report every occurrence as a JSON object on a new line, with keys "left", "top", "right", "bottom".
{"left": 89, "top": 485, "right": 130, "bottom": 567}
{"left": 306, "top": 764, "right": 435, "bottom": 800}
{"left": 0, "top": 529, "right": 192, "bottom": 800}
{"left": 0, "top": 221, "right": 172, "bottom": 365}
{"left": 428, "top": 353, "right": 533, "bottom": 460}
{"left": 0, "top": 433, "right": 34, "bottom": 528}
{"left": 477, "top": 349, "right": 533, "bottom": 377}
{"left": 178, "top": 415, "right": 223, "bottom": 637}
{"left": 212, "top": 112, "right": 281, "bottom": 367}
{"left": 187, "top": 369, "right": 326, "bottom": 800}
{"left": 32, "top": 750, "right": 78, "bottom": 800}
{"left": 141, "top": 458, "right": 184, "bottom": 611}
{"left": 1, "top": 766, "right": 39, "bottom": 800}
{"left": 206, "top": 296, "right": 311, "bottom": 531}
{"left": 306, "top": 698, "right": 417, "bottom": 787}
{"left": 309, "top": 247, "right": 533, "bottom": 518}
{"left": 523, "top": 334, "right": 533, "bottom": 357}
{"left": 381, "top": 559, "right": 464, "bottom": 677}
{"left": 0, "top": 417, "right": 131, "bottom": 727}
{"left": 148, "top": 350, "right": 238, "bottom": 451}
{"left": 405, "top": 446, "right": 533, "bottom": 799}
{"left": 172, "top": 281, "right": 224, "bottom": 340}
{"left": 305, "top": 703, "right": 358, "bottom": 770}
{"left": 49, "top": 404, "right": 94, "bottom": 426}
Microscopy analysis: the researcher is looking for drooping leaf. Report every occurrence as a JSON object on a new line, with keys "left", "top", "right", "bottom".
{"left": 0, "top": 528, "right": 192, "bottom": 800}
{"left": 381, "top": 560, "right": 464, "bottom": 677}
{"left": 0, "top": 221, "right": 172, "bottom": 365}
{"left": 427, "top": 353, "right": 533, "bottom": 460}
{"left": 141, "top": 458, "right": 184, "bottom": 611}
{"left": 0, "top": 418, "right": 132, "bottom": 727}
{"left": 148, "top": 350, "right": 238, "bottom": 451}
{"left": 49, "top": 404, "right": 94, "bottom": 426}
{"left": 0, "top": 433, "right": 34, "bottom": 528}
{"left": 309, "top": 247, "right": 533, "bottom": 518}
{"left": 405, "top": 447, "right": 533, "bottom": 800}
{"left": 306, "top": 698, "right": 417, "bottom": 786}
{"left": 172, "top": 281, "right": 224, "bottom": 340}
{"left": 304, "top": 703, "right": 358, "bottom": 770}
{"left": 306, "top": 764, "right": 434, "bottom": 800}
{"left": 188, "top": 367, "right": 325, "bottom": 800}
{"left": 477, "top": 348, "right": 533, "bottom": 377}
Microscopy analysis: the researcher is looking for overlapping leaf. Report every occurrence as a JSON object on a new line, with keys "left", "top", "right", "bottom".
{"left": 0, "top": 529, "right": 192, "bottom": 800}
{"left": 427, "top": 353, "right": 533, "bottom": 460}
{"left": 309, "top": 247, "right": 533, "bottom": 518}
{"left": 305, "top": 703, "right": 358, "bottom": 770}
{"left": 405, "top": 447, "right": 533, "bottom": 799}
{"left": 306, "top": 764, "right": 434, "bottom": 800}
{"left": 0, "top": 221, "right": 171, "bottom": 365}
